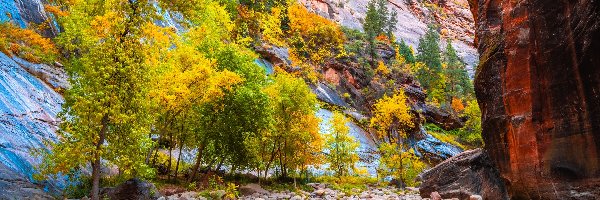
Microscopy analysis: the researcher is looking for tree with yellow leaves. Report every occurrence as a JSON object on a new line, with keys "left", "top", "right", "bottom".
{"left": 259, "top": 69, "right": 323, "bottom": 179}
{"left": 370, "top": 91, "right": 414, "bottom": 144}
{"left": 370, "top": 91, "right": 423, "bottom": 186}
{"left": 37, "top": 1, "right": 164, "bottom": 199}
{"left": 287, "top": 3, "right": 345, "bottom": 65}
{"left": 147, "top": 27, "right": 242, "bottom": 180}
{"left": 325, "top": 111, "right": 360, "bottom": 177}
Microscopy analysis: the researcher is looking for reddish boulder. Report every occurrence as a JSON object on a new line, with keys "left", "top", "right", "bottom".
{"left": 470, "top": 0, "right": 600, "bottom": 199}
{"left": 419, "top": 149, "right": 508, "bottom": 200}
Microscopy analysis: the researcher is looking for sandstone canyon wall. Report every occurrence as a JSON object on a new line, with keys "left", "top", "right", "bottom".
{"left": 470, "top": 0, "right": 600, "bottom": 199}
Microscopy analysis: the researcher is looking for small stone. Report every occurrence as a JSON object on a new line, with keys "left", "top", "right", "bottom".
{"left": 430, "top": 191, "right": 442, "bottom": 200}
{"left": 255, "top": 198, "right": 265, "bottom": 200}
{"left": 290, "top": 195, "right": 303, "bottom": 200}
{"left": 157, "top": 197, "right": 166, "bottom": 200}
{"left": 314, "top": 189, "right": 326, "bottom": 196}
{"left": 469, "top": 195, "right": 483, "bottom": 200}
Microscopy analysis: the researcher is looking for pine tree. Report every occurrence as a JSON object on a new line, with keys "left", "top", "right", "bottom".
{"left": 443, "top": 40, "right": 473, "bottom": 100}
{"left": 399, "top": 39, "right": 415, "bottom": 63}
{"left": 416, "top": 24, "right": 445, "bottom": 102}
{"left": 363, "top": 0, "right": 397, "bottom": 62}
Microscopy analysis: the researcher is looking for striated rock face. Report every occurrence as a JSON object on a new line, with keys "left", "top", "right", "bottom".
{"left": 419, "top": 149, "right": 508, "bottom": 200}
{"left": 0, "top": 0, "right": 58, "bottom": 36}
{"left": 470, "top": 0, "right": 600, "bottom": 199}
{"left": 0, "top": 52, "right": 66, "bottom": 198}
{"left": 299, "top": 0, "right": 479, "bottom": 72}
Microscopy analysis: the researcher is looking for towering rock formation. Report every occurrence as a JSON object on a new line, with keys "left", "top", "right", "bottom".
{"left": 471, "top": 0, "right": 600, "bottom": 199}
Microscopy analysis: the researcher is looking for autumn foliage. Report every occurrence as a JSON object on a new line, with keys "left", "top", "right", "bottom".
{"left": 287, "top": 4, "right": 345, "bottom": 64}
{"left": 0, "top": 23, "right": 57, "bottom": 63}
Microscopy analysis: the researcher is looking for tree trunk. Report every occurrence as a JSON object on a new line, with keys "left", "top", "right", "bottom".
{"left": 188, "top": 143, "right": 205, "bottom": 182}
{"left": 145, "top": 132, "right": 154, "bottom": 164}
{"left": 151, "top": 144, "right": 159, "bottom": 166}
{"left": 167, "top": 131, "right": 173, "bottom": 180}
{"left": 91, "top": 114, "right": 109, "bottom": 200}
{"left": 174, "top": 138, "right": 184, "bottom": 180}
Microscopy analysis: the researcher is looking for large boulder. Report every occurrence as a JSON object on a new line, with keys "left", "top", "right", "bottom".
{"left": 100, "top": 178, "right": 162, "bottom": 200}
{"left": 423, "top": 104, "right": 464, "bottom": 130}
{"left": 419, "top": 149, "right": 508, "bottom": 200}
{"left": 470, "top": 0, "right": 600, "bottom": 198}
{"left": 239, "top": 183, "right": 269, "bottom": 196}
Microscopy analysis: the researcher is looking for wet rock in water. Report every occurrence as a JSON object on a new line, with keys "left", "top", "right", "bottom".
{"left": 411, "top": 127, "right": 463, "bottom": 163}
{"left": 311, "top": 82, "right": 349, "bottom": 108}
{"left": 100, "top": 178, "right": 162, "bottom": 200}
{"left": 471, "top": 0, "right": 600, "bottom": 198}
{"left": 239, "top": 183, "right": 269, "bottom": 196}
{"left": 254, "top": 45, "right": 292, "bottom": 67}
{"left": 419, "top": 149, "right": 508, "bottom": 200}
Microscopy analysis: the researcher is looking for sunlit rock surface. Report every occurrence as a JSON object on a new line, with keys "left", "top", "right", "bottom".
{"left": 0, "top": 52, "right": 65, "bottom": 198}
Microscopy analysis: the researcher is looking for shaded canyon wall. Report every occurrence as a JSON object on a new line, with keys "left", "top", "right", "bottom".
{"left": 470, "top": 0, "right": 600, "bottom": 199}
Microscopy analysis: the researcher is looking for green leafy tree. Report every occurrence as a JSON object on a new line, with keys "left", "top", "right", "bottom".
{"left": 260, "top": 69, "right": 323, "bottom": 179}
{"left": 325, "top": 111, "right": 359, "bottom": 177}
{"left": 189, "top": 45, "right": 272, "bottom": 181}
{"left": 37, "top": 1, "right": 163, "bottom": 199}
{"left": 460, "top": 100, "right": 483, "bottom": 145}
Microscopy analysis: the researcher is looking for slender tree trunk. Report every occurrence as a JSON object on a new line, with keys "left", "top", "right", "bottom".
{"left": 151, "top": 145, "right": 159, "bottom": 166}
{"left": 175, "top": 138, "right": 184, "bottom": 180}
{"left": 189, "top": 143, "right": 205, "bottom": 182}
{"left": 168, "top": 131, "right": 173, "bottom": 180}
{"left": 145, "top": 132, "right": 154, "bottom": 164}
{"left": 91, "top": 114, "right": 109, "bottom": 200}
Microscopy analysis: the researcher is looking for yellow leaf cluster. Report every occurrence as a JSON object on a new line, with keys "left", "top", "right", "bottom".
{"left": 259, "top": 7, "right": 286, "bottom": 46}
{"left": 375, "top": 60, "right": 391, "bottom": 75}
{"left": 451, "top": 97, "right": 465, "bottom": 113}
{"left": 370, "top": 91, "right": 414, "bottom": 142}
{"left": 326, "top": 111, "right": 360, "bottom": 177}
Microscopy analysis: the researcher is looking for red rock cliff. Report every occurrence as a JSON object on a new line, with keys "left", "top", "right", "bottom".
{"left": 470, "top": 0, "right": 600, "bottom": 199}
